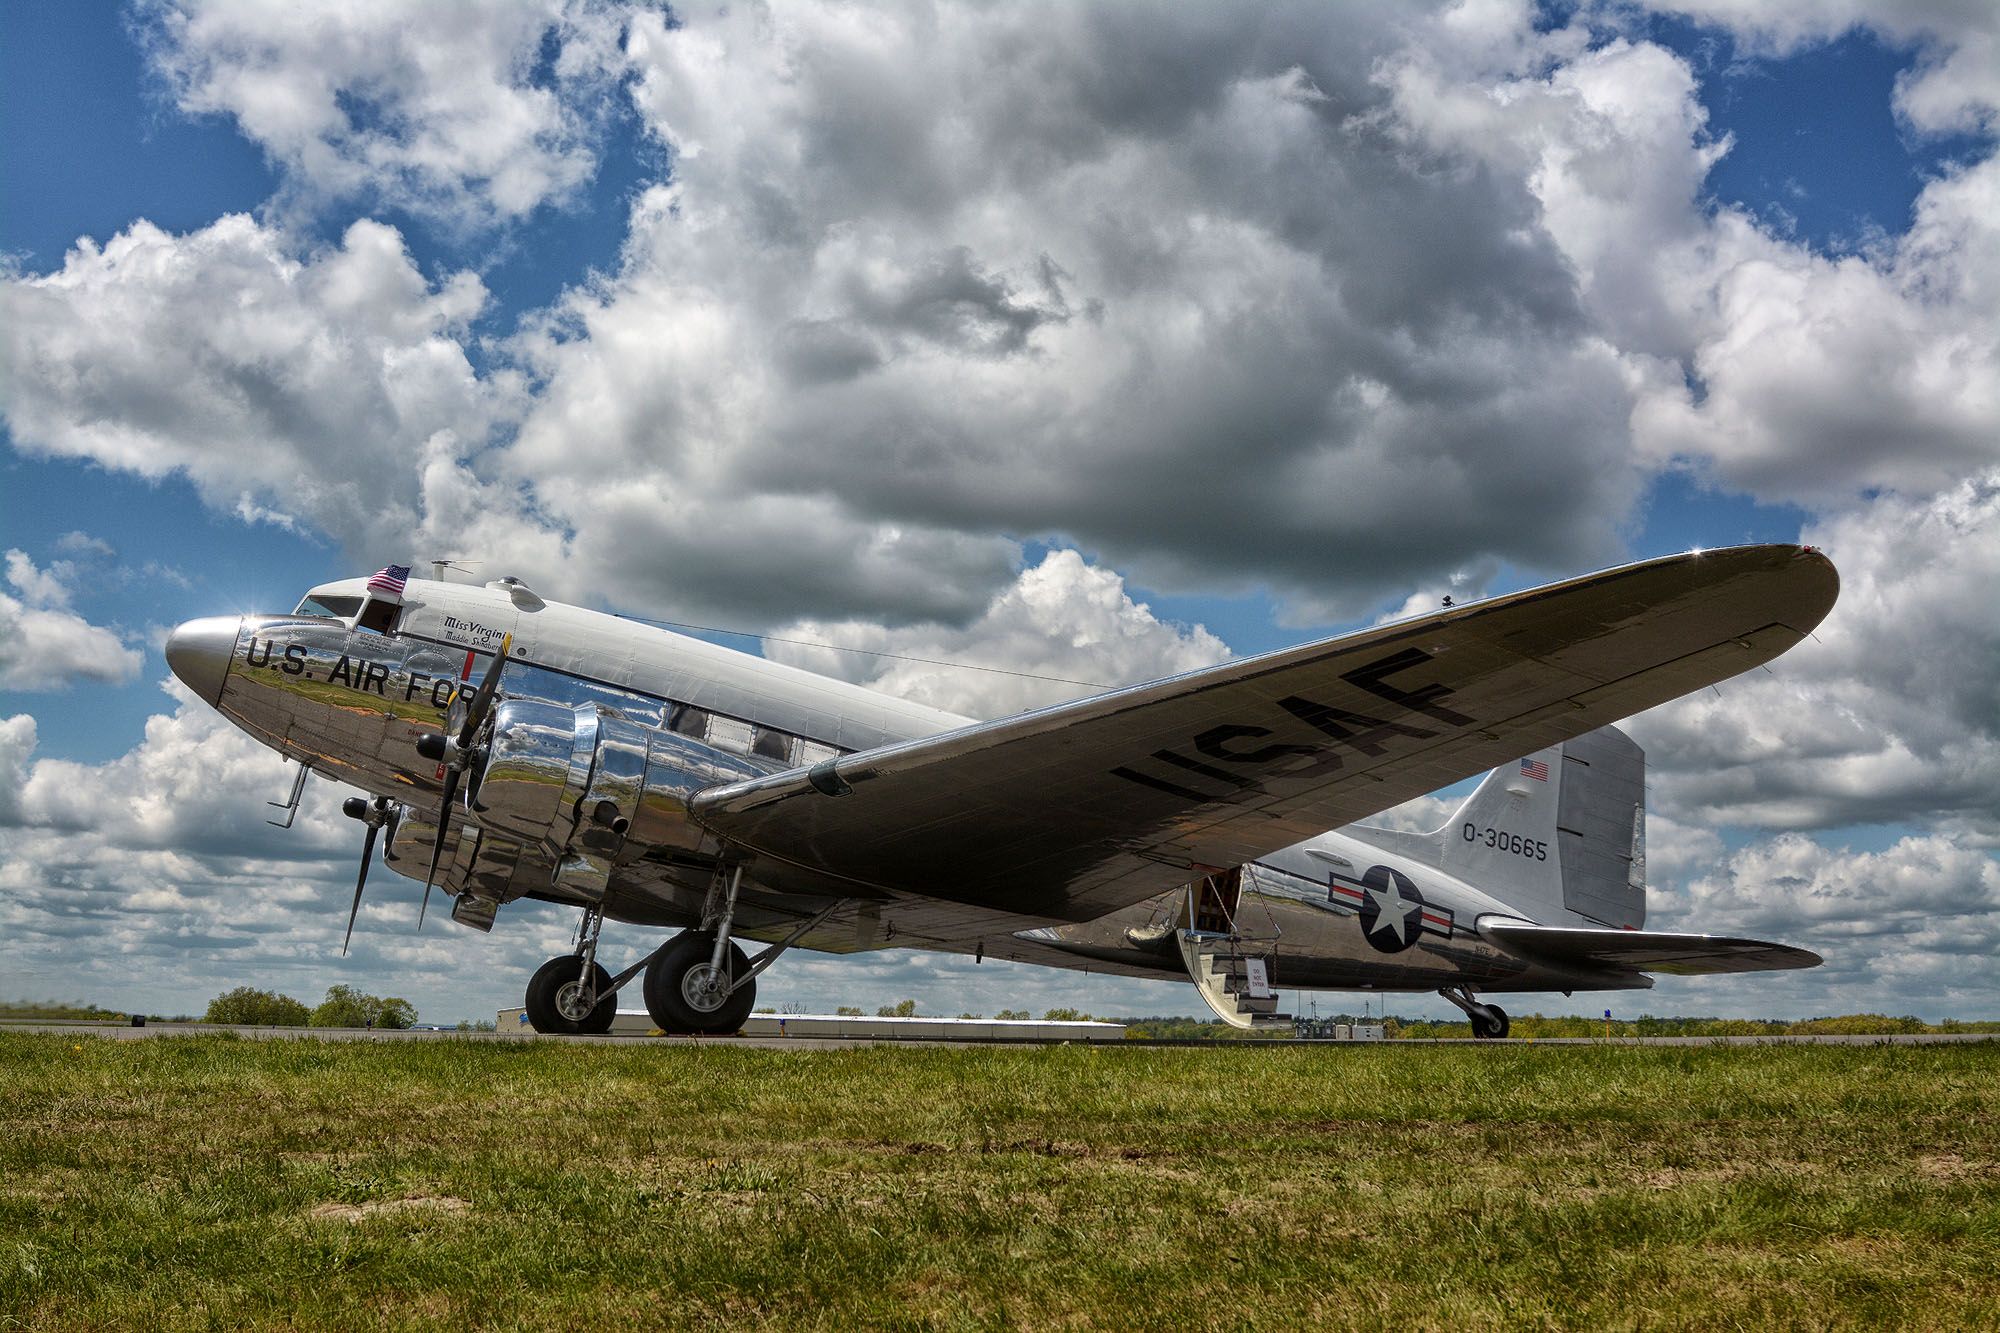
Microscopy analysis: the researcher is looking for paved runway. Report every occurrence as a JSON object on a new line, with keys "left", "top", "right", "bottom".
{"left": 6, "top": 1020, "right": 1994, "bottom": 1049}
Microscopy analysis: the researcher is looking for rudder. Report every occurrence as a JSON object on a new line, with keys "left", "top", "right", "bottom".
{"left": 1552, "top": 726, "right": 1646, "bottom": 929}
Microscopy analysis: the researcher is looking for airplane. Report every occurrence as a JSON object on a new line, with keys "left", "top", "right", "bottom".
{"left": 164, "top": 545, "right": 1838, "bottom": 1037}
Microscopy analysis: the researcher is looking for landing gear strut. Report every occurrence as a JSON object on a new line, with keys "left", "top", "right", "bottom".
{"left": 520, "top": 863, "right": 841, "bottom": 1037}
{"left": 525, "top": 955, "right": 616, "bottom": 1034}
{"left": 523, "top": 905, "right": 617, "bottom": 1035}
{"left": 643, "top": 930, "right": 755, "bottom": 1034}
{"left": 1440, "top": 985, "right": 1510, "bottom": 1040}
{"left": 643, "top": 863, "right": 756, "bottom": 1035}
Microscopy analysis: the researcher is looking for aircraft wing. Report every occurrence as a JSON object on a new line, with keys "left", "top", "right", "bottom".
{"left": 1477, "top": 919, "right": 1822, "bottom": 975}
{"left": 691, "top": 545, "right": 1837, "bottom": 929}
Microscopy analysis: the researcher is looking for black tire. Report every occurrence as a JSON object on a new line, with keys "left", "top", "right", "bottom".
{"left": 1471, "top": 1004, "right": 1510, "bottom": 1040}
{"left": 525, "top": 955, "right": 616, "bottom": 1035}
{"left": 642, "top": 931, "right": 755, "bottom": 1034}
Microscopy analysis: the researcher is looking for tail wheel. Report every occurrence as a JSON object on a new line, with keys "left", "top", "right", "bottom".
{"left": 525, "top": 956, "right": 616, "bottom": 1035}
{"left": 1471, "top": 1004, "right": 1510, "bottom": 1040}
{"left": 643, "top": 930, "right": 755, "bottom": 1035}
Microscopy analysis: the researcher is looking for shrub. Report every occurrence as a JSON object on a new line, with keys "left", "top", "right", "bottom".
{"left": 309, "top": 984, "right": 417, "bottom": 1029}
{"left": 203, "top": 987, "right": 310, "bottom": 1027}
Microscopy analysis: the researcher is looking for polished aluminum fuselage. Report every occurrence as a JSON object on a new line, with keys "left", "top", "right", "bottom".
{"left": 188, "top": 576, "right": 1627, "bottom": 992}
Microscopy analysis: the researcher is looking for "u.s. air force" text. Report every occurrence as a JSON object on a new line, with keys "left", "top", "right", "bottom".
{"left": 243, "top": 638, "right": 465, "bottom": 708}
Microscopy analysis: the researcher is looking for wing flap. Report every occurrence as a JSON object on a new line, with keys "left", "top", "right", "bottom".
{"left": 691, "top": 545, "right": 1837, "bottom": 928}
{"left": 1479, "top": 918, "right": 1822, "bottom": 975}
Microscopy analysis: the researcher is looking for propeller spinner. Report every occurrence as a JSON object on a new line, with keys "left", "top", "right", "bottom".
{"left": 412, "top": 633, "right": 512, "bottom": 924}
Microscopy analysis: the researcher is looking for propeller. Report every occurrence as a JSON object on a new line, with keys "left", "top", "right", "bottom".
{"left": 339, "top": 795, "right": 392, "bottom": 956}
{"left": 413, "top": 633, "right": 511, "bottom": 923}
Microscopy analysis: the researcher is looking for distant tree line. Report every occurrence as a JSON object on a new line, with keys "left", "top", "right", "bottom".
{"left": 202, "top": 985, "right": 416, "bottom": 1029}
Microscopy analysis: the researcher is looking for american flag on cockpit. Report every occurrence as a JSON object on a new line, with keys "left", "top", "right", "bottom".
{"left": 366, "top": 564, "right": 411, "bottom": 598}
{"left": 1519, "top": 757, "right": 1549, "bottom": 782}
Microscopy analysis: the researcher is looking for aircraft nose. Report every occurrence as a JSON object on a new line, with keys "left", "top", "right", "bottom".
{"left": 165, "top": 616, "right": 242, "bottom": 706}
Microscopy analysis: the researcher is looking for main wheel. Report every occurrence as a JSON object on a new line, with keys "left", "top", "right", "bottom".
{"left": 643, "top": 931, "right": 755, "bottom": 1034}
{"left": 525, "top": 956, "right": 616, "bottom": 1035}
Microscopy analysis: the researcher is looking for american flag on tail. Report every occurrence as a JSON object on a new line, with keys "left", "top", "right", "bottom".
{"left": 366, "top": 564, "right": 411, "bottom": 598}
{"left": 1520, "top": 757, "right": 1549, "bottom": 782}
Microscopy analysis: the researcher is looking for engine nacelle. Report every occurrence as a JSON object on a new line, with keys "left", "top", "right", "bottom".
{"left": 468, "top": 699, "right": 771, "bottom": 899}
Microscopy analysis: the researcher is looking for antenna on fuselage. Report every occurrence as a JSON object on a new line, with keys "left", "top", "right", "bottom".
{"left": 427, "top": 558, "right": 481, "bottom": 583}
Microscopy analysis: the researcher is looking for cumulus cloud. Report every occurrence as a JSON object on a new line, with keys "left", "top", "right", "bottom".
{"left": 6, "top": 2, "right": 1988, "bottom": 631}
{"left": 1648, "top": 1, "right": 2000, "bottom": 134}
{"left": 0, "top": 551, "right": 143, "bottom": 691}
{"left": 1380, "top": 17, "right": 2000, "bottom": 507}
{"left": 1643, "top": 831, "right": 2000, "bottom": 1017}
{"left": 1630, "top": 472, "right": 2000, "bottom": 842}
{"left": 0, "top": 214, "right": 523, "bottom": 563}
{"left": 133, "top": 0, "right": 642, "bottom": 228}
{"left": 765, "top": 548, "right": 1231, "bottom": 718}
{"left": 578, "top": 1, "right": 1644, "bottom": 622}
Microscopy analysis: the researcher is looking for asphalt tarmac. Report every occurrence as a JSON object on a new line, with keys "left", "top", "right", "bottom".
{"left": 6, "top": 1020, "right": 1994, "bottom": 1049}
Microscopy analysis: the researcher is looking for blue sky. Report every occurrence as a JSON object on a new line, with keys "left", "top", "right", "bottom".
{"left": 2, "top": 1, "right": 1995, "bottom": 1024}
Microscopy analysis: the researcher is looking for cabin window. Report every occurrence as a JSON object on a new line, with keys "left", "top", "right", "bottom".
{"left": 707, "top": 715, "right": 755, "bottom": 755}
{"left": 796, "top": 739, "right": 841, "bottom": 767}
{"left": 669, "top": 704, "right": 708, "bottom": 738}
{"left": 294, "top": 594, "right": 362, "bottom": 619}
{"left": 751, "top": 727, "right": 793, "bottom": 763}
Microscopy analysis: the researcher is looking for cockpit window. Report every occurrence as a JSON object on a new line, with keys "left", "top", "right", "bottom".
{"left": 355, "top": 597, "right": 400, "bottom": 634}
{"left": 294, "top": 594, "right": 363, "bottom": 619}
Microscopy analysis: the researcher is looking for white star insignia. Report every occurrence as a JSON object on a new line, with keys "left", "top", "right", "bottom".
{"left": 1366, "top": 876, "right": 1414, "bottom": 944}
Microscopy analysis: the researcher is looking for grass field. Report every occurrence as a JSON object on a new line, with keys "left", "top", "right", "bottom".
{"left": 3, "top": 1035, "right": 1995, "bottom": 1330}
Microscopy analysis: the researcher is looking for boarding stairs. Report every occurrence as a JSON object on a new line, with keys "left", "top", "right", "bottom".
{"left": 1178, "top": 869, "right": 1291, "bottom": 1032}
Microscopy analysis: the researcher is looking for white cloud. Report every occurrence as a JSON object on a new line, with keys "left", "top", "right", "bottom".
{"left": 1630, "top": 472, "right": 2000, "bottom": 842}
{"left": 8, "top": 4, "right": 1989, "bottom": 629}
{"left": 1644, "top": 1, "right": 2000, "bottom": 133}
{"left": 1640, "top": 831, "right": 2000, "bottom": 1018}
{"left": 0, "top": 551, "right": 143, "bottom": 691}
{"left": 1380, "top": 21, "right": 2000, "bottom": 507}
{"left": 134, "top": 0, "right": 641, "bottom": 228}
{"left": 0, "top": 215, "right": 516, "bottom": 563}
{"left": 765, "top": 548, "right": 1231, "bottom": 718}
{"left": 5, "top": 549, "right": 75, "bottom": 609}
{"left": 52, "top": 532, "right": 116, "bottom": 560}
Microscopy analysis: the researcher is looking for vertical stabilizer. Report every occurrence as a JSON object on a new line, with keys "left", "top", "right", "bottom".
{"left": 1346, "top": 725, "right": 1648, "bottom": 927}
{"left": 1435, "top": 741, "right": 1569, "bottom": 922}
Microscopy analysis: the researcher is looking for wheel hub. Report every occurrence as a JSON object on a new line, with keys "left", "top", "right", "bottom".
{"left": 554, "top": 979, "right": 597, "bottom": 1023}
{"left": 681, "top": 963, "right": 731, "bottom": 1013}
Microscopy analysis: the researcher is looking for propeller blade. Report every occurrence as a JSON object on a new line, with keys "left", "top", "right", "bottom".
{"left": 342, "top": 818, "right": 381, "bottom": 957}
{"left": 414, "top": 635, "right": 506, "bottom": 932}
{"left": 457, "top": 633, "right": 512, "bottom": 746}
{"left": 421, "top": 764, "right": 463, "bottom": 903}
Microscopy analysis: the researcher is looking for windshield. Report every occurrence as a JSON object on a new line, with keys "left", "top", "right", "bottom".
{"left": 293, "top": 594, "right": 363, "bottom": 619}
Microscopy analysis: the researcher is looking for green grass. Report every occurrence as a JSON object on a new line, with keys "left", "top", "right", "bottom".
{"left": 2, "top": 1036, "right": 1995, "bottom": 1329}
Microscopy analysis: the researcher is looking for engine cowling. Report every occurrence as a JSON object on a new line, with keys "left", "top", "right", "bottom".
{"left": 467, "top": 700, "right": 770, "bottom": 899}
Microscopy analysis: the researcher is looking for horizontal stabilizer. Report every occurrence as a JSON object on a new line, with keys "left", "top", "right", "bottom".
{"left": 1479, "top": 917, "right": 1821, "bottom": 975}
